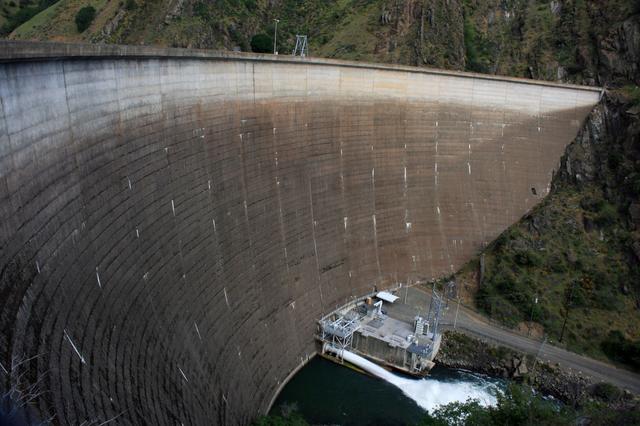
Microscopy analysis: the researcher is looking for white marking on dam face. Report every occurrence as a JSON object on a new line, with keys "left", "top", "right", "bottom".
{"left": 212, "top": 218, "right": 217, "bottom": 231}
{"left": 406, "top": 222, "right": 412, "bottom": 232}
{"left": 96, "top": 271, "right": 102, "bottom": 288}
{"left": 223, "top": 287, "right": 230, "bottom": 308}
{"left": 194, "top": 322, "right": 202, "bottom": 341}
{"left": 64, "top": 329, "right": 86, "bottom": 364}
{"left": 178, "top": 367, "right": 189, "bottom": 382}
{"left": 343, "top": 217, "right": 348, "bottom": 230}
{"left": 468, "top": 162, "right": 472, "bottom": 175}
{"left": 403, "top": 167, "right": 407, "bottom": 184}
{"left": 127, "top": 178, "right": 132, "bottom": 190}
{"left": 35, "top": 261, "right": 40, "bottom": 274}
{"left": 171, "top": 200, "right": 175, "bottom": 216}
{"left": 208, "top": 180, "right": 211, "bottom": 190}
{"left": 437, "top": 206, "right": 441, "bottom": 215}
{"left": 273, "top": 127, "right": 276, "bottom": 134}
{"left": 135, "top": 228, "right": 139, "bottom": 238}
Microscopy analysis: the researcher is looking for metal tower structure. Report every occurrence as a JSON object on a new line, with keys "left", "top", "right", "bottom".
{"left": 426, "top": 284, "right": 444, "bottom": 338}
{"left": 292, "top": 35, "right": 308, "bottom": 57}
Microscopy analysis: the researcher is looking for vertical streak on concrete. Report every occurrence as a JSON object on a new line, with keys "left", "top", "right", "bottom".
{"left": 432, "top": 75, "right": 443, "bottom": 276}
{"left": 308, "top": 178, "right": 324, "bottom": 313}
{"left": 500, "top": 79, "right": 509, "bottom": 230}
{"left": 273, "top": 128, "right": 289, "bottom": 275}
{"left": 371, "top": 167, "right": 381, "bottom": 278}
{"left": 338, "top": 126, "right": 351, "bottom": 298}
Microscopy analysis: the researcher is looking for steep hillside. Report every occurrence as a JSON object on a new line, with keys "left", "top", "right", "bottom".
{"left": 3, "top": 1, "right": 638, "bottom": 85}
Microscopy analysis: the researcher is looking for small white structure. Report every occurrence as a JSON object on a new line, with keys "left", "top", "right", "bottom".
{"left": 376, "top": 291, "right": 399, "bottom": 303}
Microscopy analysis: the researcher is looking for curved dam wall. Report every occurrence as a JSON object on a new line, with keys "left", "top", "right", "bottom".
{"left": 0, "top": 42, "right": 600, "bottom": 425}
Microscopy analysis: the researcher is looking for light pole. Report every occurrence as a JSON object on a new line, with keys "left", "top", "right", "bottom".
{"left": 527, "top": 294, "right": 537, "bottom": 336}
{"left": 273, "top": 19, "right": 279, "bottom": 54}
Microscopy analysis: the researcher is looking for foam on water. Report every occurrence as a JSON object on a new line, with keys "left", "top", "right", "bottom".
{"left": 393, "top": 371, "right": 499, "bottom": 412}
{"left": 329, "top": 346, "right": 500, "bottom": 413}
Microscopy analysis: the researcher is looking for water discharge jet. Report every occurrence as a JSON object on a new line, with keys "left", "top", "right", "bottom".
{"left": 324, "top": 344, "right": 498, "bottom": 412}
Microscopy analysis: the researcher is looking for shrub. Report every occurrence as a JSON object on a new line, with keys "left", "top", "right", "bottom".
{"left": 601, "top": 330, "right": 640, "bottom": 371}
{"left": 0, "top": 6, "right": 38, "bottom": 35}
{"left": 591, "top": 382, "right": 622, "bottom": 402}
{"left": 514, "top": 248, "right": 542, "bottom": 267}
{"left": 75, "top": 6, "right": 96, "bottom": 33}
{"left": 594, "top": 202, "right": 618, "bottom": 226}
{"left": 125, "top": 0, "right": 136, "bottom": 10}
{"left": 193, "top": 1, "right": 208, "bottom": 19}
{"left": 250, "top": 33, "right": 273, "bottom": 53}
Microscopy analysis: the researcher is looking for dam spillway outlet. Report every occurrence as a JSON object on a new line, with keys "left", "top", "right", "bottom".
{"left": 318, "top": 288, "right": 444, "bottom": 377}
{"left": 0, "top": 41, "right": 601, "bottom": 425}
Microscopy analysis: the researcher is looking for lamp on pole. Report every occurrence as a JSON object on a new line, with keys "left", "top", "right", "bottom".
{"left": 273, "top": 19, "right": 279, "bottom": 54}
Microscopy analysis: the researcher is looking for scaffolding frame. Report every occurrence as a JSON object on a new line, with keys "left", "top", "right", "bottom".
{"left": 319, "top": 315, "right": 359, "bottom": 360}
{"left": 292, "top": 35, "right": 308, "bottom": 57}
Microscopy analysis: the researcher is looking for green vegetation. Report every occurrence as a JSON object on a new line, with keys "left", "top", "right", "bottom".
{"left": 470, "top": 185, "right": 640, "bottom": 362}
{"left": 602, "top": 330, "right": 640, "bottom": 371}
{"left": 250, "top": 33, "right": 272, "bottom": 53}
{"left": 0, "top": 0, "right": 59, "bottom": 35}
{"left": 619, "top": 85, "right": 640, "bottom": 106}
{"left": 420, "top": 384, "right": 576, "bottom": 426}
{"left": 252, "top": 413, "right": 307, "bottom": 426}
{"left": 74, "top": 5, "right": 94, "bottom": 32}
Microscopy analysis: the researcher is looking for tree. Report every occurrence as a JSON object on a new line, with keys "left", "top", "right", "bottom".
{"left": 75, "top": 6, "right": 96, "bottom": 33}
{"left": 251, "top": 34, "right": 273, "bottom": 53}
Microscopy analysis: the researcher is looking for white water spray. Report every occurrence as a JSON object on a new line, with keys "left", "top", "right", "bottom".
{"left": 325, "top": 346, "right": 499, "bottom": 413}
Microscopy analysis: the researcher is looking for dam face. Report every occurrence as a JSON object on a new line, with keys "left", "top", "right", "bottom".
{"left": 0, "top": 42, "right": 600, "bottom": 424}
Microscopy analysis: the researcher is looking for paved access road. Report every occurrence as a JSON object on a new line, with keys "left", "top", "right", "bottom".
{"left": 385, "top": 286, "right": 640, "bottom": 394}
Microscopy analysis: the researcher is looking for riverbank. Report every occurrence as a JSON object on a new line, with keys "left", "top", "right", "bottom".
{"left": 435, "top": 330, "right": 638, "bottom": 410}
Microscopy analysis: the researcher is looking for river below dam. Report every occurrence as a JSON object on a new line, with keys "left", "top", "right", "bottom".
{"left": 270, "top": 356, "right": 504, "bottom": 425}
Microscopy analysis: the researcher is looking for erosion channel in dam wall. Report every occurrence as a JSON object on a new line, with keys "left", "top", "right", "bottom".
{"left": 0, "top": 42, "right": 601, "bottom": 425}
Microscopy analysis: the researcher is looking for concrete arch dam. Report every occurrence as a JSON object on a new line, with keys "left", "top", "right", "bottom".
{"left": 0, "top": 42, "right": 600, "bottom": 425}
